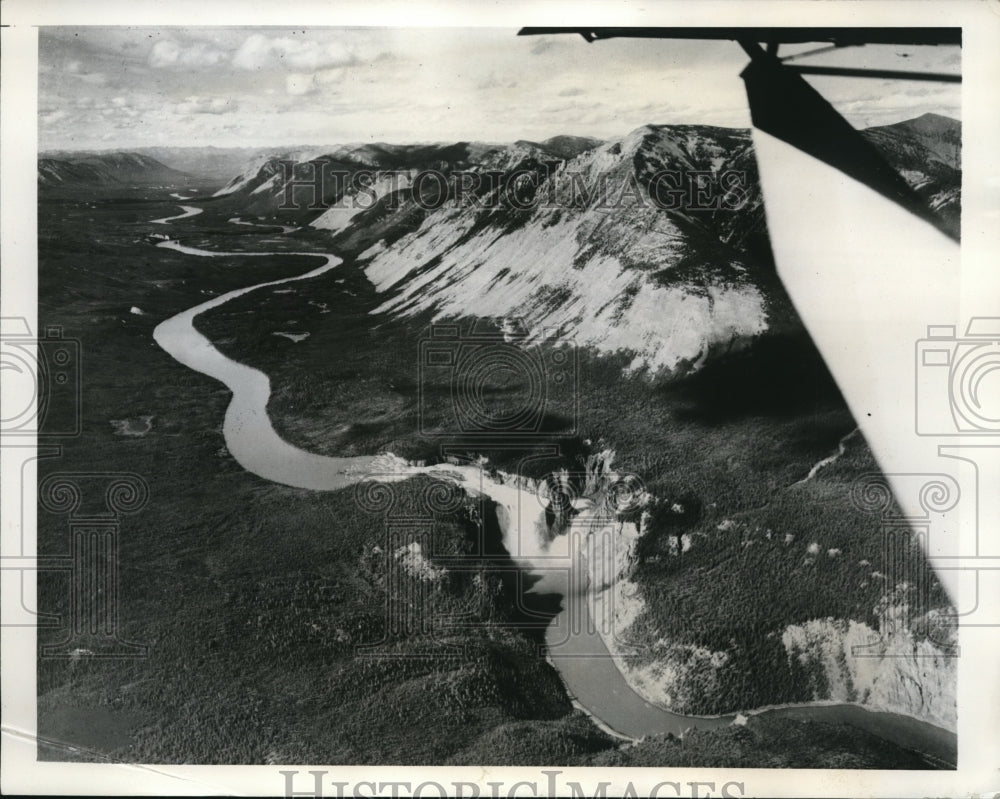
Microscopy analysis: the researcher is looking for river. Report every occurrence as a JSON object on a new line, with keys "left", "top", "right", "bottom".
{"left": 150, "top": 205, "right": 204, "bottom": 225}
{"left": 150, "top": 209, "right": 957, "bottom": 767}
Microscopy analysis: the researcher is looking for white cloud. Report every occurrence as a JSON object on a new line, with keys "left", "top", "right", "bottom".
{"left": 149, "top": 39, "right": 228, "bottom": 68}
{"left": 69, "top": 72, "right": 107, "bottom": 86}
{"left": 286, "top": 73, "right": 317, "bottom": 96}
{"left": 40, "top": 110, "right": 68, "bottom": 125}
{"left": 174, "top": 96, "right": 234, "bottom": 115}
{"left": 233, "top": 33, "right": 356, "bottom": 71}
{"left": 285, "top": 68, "right": 344, "bottom": 96}
{"left": 38, "top": 28, "right": 960, "bottom": 152}
{"left": 316, "top": 68, "right": 345, "bottom": 86}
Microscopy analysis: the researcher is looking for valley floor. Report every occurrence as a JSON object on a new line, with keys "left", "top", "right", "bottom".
{"left": 33, "top": 188, "right": 955, "bottom": 768}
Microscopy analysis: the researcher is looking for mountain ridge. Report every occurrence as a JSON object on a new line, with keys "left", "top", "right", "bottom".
{"left": 38, "top": 152, "right": 190, "bottom": 188}
{"left": 183, "top": 114, "right": 958, "bottom": 378}
{"left": 36, "top": 114, "right": 959, "bottom": 380}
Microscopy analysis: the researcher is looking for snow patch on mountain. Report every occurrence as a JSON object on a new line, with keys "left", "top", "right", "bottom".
{"left": 273, "top": 331, "right": 310, "bottom": 342}
{"left": 363, "top": 207, "right": 767, "bottom": 375}
{"left": 311, "top": 172, "right": 413, "bottom": 233}
{"left": 251, "top": 175, "right": 279, "bottom": 195}
{"left": 40, "top": 162, "right": 65, "bottom": 182}
{"left": 213, "top": 154, "right": 277, "bottom": 197}
{"left": 359, "top": 240, "right": 387, "bottom": 260}
{"left": 214, "top": 148, "right": 330, "bottom": 198}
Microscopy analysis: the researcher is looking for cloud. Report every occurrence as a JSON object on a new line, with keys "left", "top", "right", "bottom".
{"left": 149, "top": 39, "right": 228, "bottom": 68}
{"left": 233, "top": 33, "right": 357, "bottom": 71}
{"left": 284, "top": 67, "right": 347, "bottom": 96}
{"left": 286, "top": 73, "right": 318, "bottom": 96}
{"left": 63, "top": 59, "right": 106, "bottom": 85}
{"left": 174, "top": 96, "right": 235, "bottom": 115}
{"left": 71, "top": 72, "right": 107, "bottom": 86}
{"left": 40, "top": 109, "right": 68, "bottom": 126}
{"left": 558, "top": 87, "right": 584, "bottom": 97}
{"left": 475, "top": 73, "right": 518, "bottom": 92}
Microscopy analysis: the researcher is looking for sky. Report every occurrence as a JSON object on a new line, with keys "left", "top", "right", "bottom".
{"left": 38, "top": 27, "right": 961, "bottom": 151}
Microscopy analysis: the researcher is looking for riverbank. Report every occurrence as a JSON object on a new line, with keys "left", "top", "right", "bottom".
{"left": 45, "top": 189, "right": 952, "bottom": 762}
{"left": 157, "top": 241, "right": 957, "bottom": 763}
{"left": 151, "top": 204, "right": 204, "bottom": 224}
{"left": 38, "top": 193, "right": 613, "bottom": 765}
{"left": 570, "top": 446, "right": 957, "bottom": 759}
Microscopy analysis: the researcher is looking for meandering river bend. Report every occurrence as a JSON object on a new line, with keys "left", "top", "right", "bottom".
{"left": 150, "top": 208, "right": 957, "bottom": 766}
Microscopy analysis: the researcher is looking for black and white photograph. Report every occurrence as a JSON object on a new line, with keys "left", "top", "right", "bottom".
{"left": 2, "top": 2, "right": 999, "bottom": 796}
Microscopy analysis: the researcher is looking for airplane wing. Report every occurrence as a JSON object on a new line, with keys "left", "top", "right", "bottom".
{"left": 518, "top": 26, "right": 961, "bottom": 46}
{"left": 519, "top": 27, "right": 969, "bottom": 605}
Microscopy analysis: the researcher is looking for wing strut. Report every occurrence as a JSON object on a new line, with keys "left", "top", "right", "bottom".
{"left": 736, "top": 39, "right": 959, "bottom": 242}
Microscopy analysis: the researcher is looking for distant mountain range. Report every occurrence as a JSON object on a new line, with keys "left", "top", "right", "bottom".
{"left": 203, "top": 124, "right": 769, "bottom": 376}
{"left": 37, "top": 114, "right": 960, "bottom": 377}
{"left": 192, "top": 114, "right": 958, "bottom": 375}
{"left": 334, "top": 123, "right": 777, "bottom": 376}
{"left": 39, "top": 146, "right": 283, "bottom": 182}
{"left": 204, "top": 114, "right": 959, "bottom": 244}
{"left": 860, "top": 113, "right": 961, "bottom": 230}
{"left": 864, "top": 112, "right": 960, "bottom": 170}
{"left": 208, "top": 135, "right": 600, "bottom": 201}
{"left": 38, "top": 152, "right": 189, "bottom": 188}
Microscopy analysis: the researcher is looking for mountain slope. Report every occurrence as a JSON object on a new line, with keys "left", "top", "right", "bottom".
{"left": 206, "top": 114, "right": 959, "bottom": 378}
{"left": 861, "top": 113, "right": 961, "bottom": 236}
{"left": 520, "top": 134, "right": 602, "bottom": 160}
{"left": 337, "top": 123, "right": 784, "bottom": 377}
{"left": 865, "top": 112, "right": 961, "bottom": 169}
{"left": 184, "top": 113, "right": 960, "bottom": 748}
{"left": 209, "top": 141, "right": 504, "bottom": 205}
{"left": 38, "top": 152, "right": 189, "bottom": 188}
{"left": 40, "top": 146, "right": 281, "bottom": 181}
